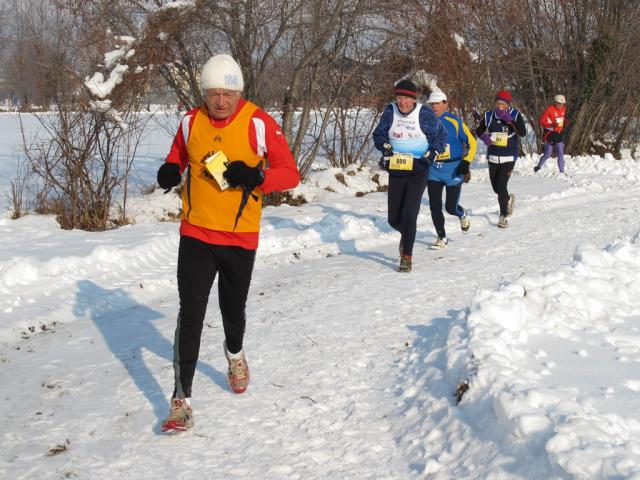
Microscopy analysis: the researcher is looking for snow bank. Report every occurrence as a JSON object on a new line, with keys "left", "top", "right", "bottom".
{"left": 395, "top": 231, "right": 640, "bottom": 478}
{"left": 292, "top": 165, "right": 387, "bottom": 203}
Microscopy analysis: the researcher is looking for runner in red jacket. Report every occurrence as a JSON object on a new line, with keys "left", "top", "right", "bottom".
{"left": 534, "top": 95, "right": 567, "bottom": 173}
{"left": 157, "top": 54, "right": 300, "bottom": 433}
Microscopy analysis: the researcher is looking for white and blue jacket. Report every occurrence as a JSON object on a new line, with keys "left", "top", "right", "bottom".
{"left": 373, "top": 102, "right": 447, "bottom": 176}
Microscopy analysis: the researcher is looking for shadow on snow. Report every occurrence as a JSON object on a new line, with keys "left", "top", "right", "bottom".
{"left": 73, "top": 279, "right": 226, "bottom": 431}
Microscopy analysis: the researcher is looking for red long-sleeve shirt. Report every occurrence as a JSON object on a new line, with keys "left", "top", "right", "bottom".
{"left": 539, "top": 104, "right": 566, "bottom": 134}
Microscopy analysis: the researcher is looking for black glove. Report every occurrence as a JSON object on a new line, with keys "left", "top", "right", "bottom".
{"left": 456, "top": 161, "right": 470, "bottom": 176}
{"left": 378, "top": 156, "right": 389, "bottom": 171}
{"left": 381, "top": 142, "right": 393, "bottom": 157}
{"left": 223, "top": 161, "right": 265, "bottom": 189}
{"left": 420, "top": 148, "right": 438, "bottom": 166}
{"left": 157, "top": 162, "right": 181, "bottom": 192}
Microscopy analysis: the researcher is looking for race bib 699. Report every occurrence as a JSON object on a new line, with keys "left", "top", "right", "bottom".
{"left": 389, "top": 153, "right": 414, "bottom": 170}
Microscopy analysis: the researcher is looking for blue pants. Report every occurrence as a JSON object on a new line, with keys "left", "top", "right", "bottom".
{"left": 537, "top": 142, "right": 565, "bottom": 172}
{"left": 428, "top": 160, "right": 465, "bottom": 186}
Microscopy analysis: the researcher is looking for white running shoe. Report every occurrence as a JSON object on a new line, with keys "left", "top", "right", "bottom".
{"left": 459, "top": 212, "right": 470, "bottom": 233}
{"left": 430, "top": 237, "right": 449, "bottom": 249}
{"left": 498, "top": 215, "right": 509, "bottom": 228}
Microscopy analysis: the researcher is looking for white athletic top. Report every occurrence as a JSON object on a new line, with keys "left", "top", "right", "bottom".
{"left": 388, "top": 103, "right": 429, "bottom": 158}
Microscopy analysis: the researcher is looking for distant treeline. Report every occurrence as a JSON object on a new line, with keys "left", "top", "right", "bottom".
{"left": 1, "top": 0, "right": 639, "bottom": 166}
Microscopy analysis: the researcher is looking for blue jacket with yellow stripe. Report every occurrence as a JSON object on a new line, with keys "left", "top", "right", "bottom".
{"left": 435, "top": 111, "right": 477, "bottom": 163}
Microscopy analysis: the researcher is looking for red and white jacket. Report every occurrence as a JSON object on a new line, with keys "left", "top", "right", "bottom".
{"left": 164, "top": 99, "right": 300, "bottom": 249}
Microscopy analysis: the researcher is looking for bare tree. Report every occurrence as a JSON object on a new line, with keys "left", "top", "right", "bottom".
{"left": 563, "top": 0, "right": 640, "bottom": 156}
{"left": 451, "top": 0, "right": 640, "bottom": 156}
{"left": 16, "top": 4, "right": 154, "bottom": 230}
{"left": 6, "top": 0, "right": 639, "bottom": 213}
{"left": 24, "top": 104, "right": 141, "bottom": 230}
{"left": 276, "top": 1, "right": 399, "bottom": 175}
{"left": 1, "top": 0, "right": 77, "bottom": 109}
{"left": 6, "top": 153, "right": 32, "bottom": 219}
{"left": 127, "top": 0, "right": 400, "bottom": 177}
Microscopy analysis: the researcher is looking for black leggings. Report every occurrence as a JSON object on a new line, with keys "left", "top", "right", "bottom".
{"left": 388, "top": 173, "right": 428, "bottom": 256}
{"left": 173, "top": 235, "right": 256, "bottom": 398}
{"left": 427, "top": 181, "right": 464, "bottom": 239}
{"left": 488, "top": 161, "right": 515, "bottom": 216}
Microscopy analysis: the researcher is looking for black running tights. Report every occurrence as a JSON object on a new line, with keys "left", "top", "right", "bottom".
{"left": 427, "top": 181, "right": 464, "bottom": 239}
{"left": 173, "top": 235, "right": 256, "bottom": 398}
{"left": 488, "top": 161, "right": 514, "bottom": 216}
{"left": 387, "top": 173, "right": 428, "bottom": 256}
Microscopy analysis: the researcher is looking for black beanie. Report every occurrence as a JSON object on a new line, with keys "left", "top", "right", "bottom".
{"left": 394, "top": 80, "right": 418, "bottom": 99}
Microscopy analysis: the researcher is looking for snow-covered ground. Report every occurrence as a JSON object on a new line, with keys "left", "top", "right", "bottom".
{"left": 2, "top": 113, "right": 640, "bottom": 479}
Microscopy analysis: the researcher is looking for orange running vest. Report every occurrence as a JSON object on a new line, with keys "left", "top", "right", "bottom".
{"left": 182, "top": 103, "right": 263, "bottom": 232}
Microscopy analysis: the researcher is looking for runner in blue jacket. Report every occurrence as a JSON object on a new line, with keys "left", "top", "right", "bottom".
{"left": 372, "top": 79, "right": 447, "bottom": 272}
{"left": 426, "top": 90, "right": 477, "bottom": 248}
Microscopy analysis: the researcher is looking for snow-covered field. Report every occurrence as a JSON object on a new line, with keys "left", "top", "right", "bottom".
{"left": 2, "top": 113, "right": 640, "bottom": 479}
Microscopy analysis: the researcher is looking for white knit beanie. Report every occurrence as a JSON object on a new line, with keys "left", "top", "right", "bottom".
{"left": 200, "top": 54, "right": 244, "bottom": 91}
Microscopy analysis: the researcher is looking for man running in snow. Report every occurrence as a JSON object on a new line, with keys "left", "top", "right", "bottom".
{"left": 534, "top": 95, "right": 567, "bottom": 174}
{"left": 372, "top": 79, "right": 447, "bottom": 272}
{"left": 157, "top": 54, "right": 300, "bottom": 432}
{"left": 475, "top": 90, "right": 526, "bottom": 229}
{"left": 425, "top": 90, "right": 477, "bottom": 248}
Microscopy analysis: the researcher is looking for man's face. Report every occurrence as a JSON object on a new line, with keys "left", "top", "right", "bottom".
{"left": 495, "top": 100, "right": 509, "bottom": 111}
{"left": 395, "top": 95, "right": 417, "bottom": 114}
{"left": 429, "top": 100, "right": 447, "bottom": 117}
{"left": 204, "top": 88, "right": 241, "bottom": 119}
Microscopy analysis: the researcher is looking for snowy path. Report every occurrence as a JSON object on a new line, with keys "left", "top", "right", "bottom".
{"left": 2, "top": 161, "right": 640, "bottom": 479}
{"left": 2, "top": 232, "right": 416, "bottom": 479}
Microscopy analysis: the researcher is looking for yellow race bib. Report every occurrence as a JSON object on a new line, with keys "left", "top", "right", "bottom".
{"left": 436, "top": 144, "right": 451, "bottom": 161}
{"left": 389, "top": 153, "right": 414, "bottom": 171}
{"left": 491, "top": 132, "right": 508, "bottom": 147}
{"left": 203, "top": 151, "right": 230, "bottom": 190}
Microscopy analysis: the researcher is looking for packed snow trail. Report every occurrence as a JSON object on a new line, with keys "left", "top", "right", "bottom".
{"left": 2, "top": 161, "right": 640, "bottom": 478}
